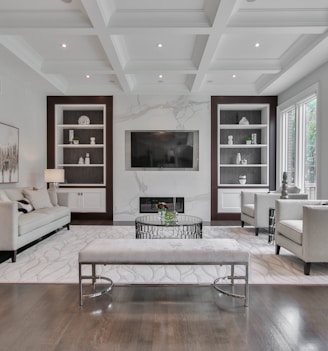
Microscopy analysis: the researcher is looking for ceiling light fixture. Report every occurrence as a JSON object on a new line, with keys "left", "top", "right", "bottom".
{"left": 86, "top": 74, "right": 91, "bottom": 79}
{"left": 61, "top": 43, "right": 67, "bottom": 48}
{"left": 157, "top": 43, "right": 163, "bottom": 48}
{"left": 158, "top": 74, "right": 163, "bottom": 79}
{"left": 255, "top": 42, "right": 260, "bottom": 48}
{"left": 232, "top": 74, "right": 237, "bottom": 78}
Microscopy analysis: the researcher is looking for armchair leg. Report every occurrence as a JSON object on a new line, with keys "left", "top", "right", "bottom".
{"left": 241, "top": 221, "right": 244, "bottom": 228}
{"left": 304, "top": 262, "right": 311, "bottom": 275}
{"left": 275, "top": 245, "right": 280, "bottom": 255}
{"left": 255, "top": 228, "right": 259, "bottom": 236}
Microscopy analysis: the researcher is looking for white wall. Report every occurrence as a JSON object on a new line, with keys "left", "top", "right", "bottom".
{"left": 113, "top": 95, "right": 211, "bottom": 221}
{"left": 0, "top": 47, "right": 58, "bottom": 189}
{"left": 278, "top": 61, "right": 328, "bottom": 199}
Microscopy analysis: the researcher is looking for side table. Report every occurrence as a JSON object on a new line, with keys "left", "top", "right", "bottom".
{"left": 268, "top": 208, "right": 275, "bottom": 244}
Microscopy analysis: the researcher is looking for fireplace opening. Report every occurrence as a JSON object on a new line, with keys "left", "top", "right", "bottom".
{"left": 139, "top": 197, "right": 184, "bottom": 213}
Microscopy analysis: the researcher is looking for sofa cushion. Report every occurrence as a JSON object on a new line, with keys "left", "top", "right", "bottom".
{"left": 36, "top": 206, "right": 70, "bottom": 221}
{"left": 242, "top": 204, "right": 254, "bottom": 218}
{"left": 5, "top": 188, "right": 25, "bottom": 201}
{"left": 18, "top": 212, "right": 53, "bottom": 235}
{"left": 276, "top": 220, "right": 303, "bottom": 245}
{"left": 23, "top": 188, "right": 53, "bottom": 210}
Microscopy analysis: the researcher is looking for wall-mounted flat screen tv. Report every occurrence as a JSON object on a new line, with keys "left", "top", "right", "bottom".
{"left": 125, "top": 130, "right": 199, "bottom": 171}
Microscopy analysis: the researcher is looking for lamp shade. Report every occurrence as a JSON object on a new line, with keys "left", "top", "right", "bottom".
{"left": 44, "top": 169, "right": 65, "bottom": 183}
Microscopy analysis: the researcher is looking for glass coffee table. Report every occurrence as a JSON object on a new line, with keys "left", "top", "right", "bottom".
{"left": 135, "top": 214, "right": 203, "bottom": 239}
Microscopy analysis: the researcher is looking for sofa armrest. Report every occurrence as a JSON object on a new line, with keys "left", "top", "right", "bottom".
{"left": 0, "top": 201, "right": 18, "bottom": 250}
{"left": 253, "top": 193, "right": 280, "bottom": 228}
{"left": 241, "top": 191, "right": 256, "bottom": 206}
{"left": 275, "top": 199, "right": 322, "bottom": 222}
{"left": 303, "top": 205, "right": 328, "bottom": 261}
{"left": 57, "top": 192, "right": 70, "bottom": 207}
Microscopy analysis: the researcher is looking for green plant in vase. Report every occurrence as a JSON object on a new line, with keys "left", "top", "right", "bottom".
{"left": 164, "top": 210, "right": 176, "bottom": 224}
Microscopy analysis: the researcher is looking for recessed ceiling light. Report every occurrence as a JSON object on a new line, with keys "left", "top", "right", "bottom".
{"left": 86, "top": 74, "right": 91, "bottom": 79}
{"left": 232, "top": 74, "right": 237, "bottom": 78}
{"left": 158, "top": 74, "right": 163, "bottom": 79}
{"left": 255, "top": 42, "right": 260, "bottom": 48}
{"left": 157, "top": 43, "right": 163, "bottom": 48}
{"left": 61, "top": 43, "right": 67, "bottom": 48}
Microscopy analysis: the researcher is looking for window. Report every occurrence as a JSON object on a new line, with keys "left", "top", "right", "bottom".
{"left": 278, "top": 86, "right": 317, "bottom": 199}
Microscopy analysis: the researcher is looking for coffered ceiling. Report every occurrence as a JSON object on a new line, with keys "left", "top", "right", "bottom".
{"left": 1, "top": 0, "right": 328, "bottom": 95}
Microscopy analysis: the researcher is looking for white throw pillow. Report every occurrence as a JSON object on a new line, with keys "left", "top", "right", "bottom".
{"left": 23, "top": 188, "right": 53, "bottom": 210}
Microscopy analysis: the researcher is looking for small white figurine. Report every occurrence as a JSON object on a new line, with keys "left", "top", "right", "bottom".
{"left": 85, "top": 153, "right": 90, "bottom": 164}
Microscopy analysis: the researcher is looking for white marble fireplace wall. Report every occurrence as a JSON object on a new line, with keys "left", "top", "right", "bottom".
{"left": 113, "top": 95, "right": 211, "bottom": 221}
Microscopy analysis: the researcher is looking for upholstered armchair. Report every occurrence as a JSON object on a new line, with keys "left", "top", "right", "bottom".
{"left": 275, "top": 199, "right": 328, "bottom": 275}
{"left": 240, "top": 190, "right": 308, "bottom": 236}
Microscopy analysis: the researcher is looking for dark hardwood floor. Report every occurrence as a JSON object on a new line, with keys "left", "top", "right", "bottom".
{"left": 0, "top": 284, "right": 327, "bottom": 351}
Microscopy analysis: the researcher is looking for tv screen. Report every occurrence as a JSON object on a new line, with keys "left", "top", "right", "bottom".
{"left": 125, "top": 130, "right": 199, "bottom": 171}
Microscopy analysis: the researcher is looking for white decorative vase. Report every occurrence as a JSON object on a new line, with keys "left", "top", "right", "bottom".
{"left": 239, "top": 175, "right": 247, "bottom": 184}
{"left": 236, "top": 153, "right": 241, "bottom": 164}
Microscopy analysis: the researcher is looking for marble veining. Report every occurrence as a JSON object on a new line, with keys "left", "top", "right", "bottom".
{"left": 1, "top": 226, "right": 328, "bottom": 285}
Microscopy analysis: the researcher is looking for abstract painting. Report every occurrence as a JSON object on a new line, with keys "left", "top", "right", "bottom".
{"left": 0, "top": 122, "right": 19, "bottom": 183}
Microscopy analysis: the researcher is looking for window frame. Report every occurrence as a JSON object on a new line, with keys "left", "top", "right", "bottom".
{"left": 277, "top": 83, "right": 318, "bottom": 196}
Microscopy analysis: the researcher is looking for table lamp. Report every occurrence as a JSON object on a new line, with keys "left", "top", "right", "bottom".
{"left": 44, "top": 169, "right": 64, "bottom": 190}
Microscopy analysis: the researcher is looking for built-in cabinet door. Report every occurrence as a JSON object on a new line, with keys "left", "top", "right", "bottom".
{"left": 59, "top": 188, "right": 106, "bottom": 213}
{"left": 218, "top": 188, "right": 269, "bottom": 213}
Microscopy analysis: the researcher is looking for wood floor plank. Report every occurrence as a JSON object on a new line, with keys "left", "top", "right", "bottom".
{"left": 0, "top": 284, "right": 327, "bottom": 351}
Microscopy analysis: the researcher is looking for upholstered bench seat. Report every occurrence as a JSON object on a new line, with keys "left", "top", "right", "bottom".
{"left": 79, "top": 238, "right": 250, "bottom": 307}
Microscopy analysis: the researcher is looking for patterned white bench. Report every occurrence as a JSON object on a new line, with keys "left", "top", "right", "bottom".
{"left": 78, "top": 238, "right": 250, "bottom": 307}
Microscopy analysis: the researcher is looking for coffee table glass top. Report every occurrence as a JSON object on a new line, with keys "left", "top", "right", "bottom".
{"left": 135, "top": 214, "right": 203, "bottom": 239}
{"left": 135, "top": 214, "right": 202, "bottom": 226}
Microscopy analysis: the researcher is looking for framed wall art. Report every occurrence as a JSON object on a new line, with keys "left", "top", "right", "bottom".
{"left": 0, "top": 122, "right": 19, "bottom": 183}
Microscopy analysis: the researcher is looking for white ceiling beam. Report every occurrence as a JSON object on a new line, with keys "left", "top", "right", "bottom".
{"left": 226, "top": 26, "right": 327, "bottom": 35}
{"left": 81, "top": 0, "right": 132, "bottom": 93}
{"left": 191, "top": 0, "right": 239, "bottom": 93}
{"left": 0, "top": 36, "right": 68, "bottom": 92}
{"left": 211, "top": 59, "right": 281, "bottom": 73}
{"left": 125, "top": 60, "right": 197, "bottom": 73}
{"left": 256, "top": 31, "right": 328, "bottom": 94}
{"left": 42, "top": 60, "right": 114, "bottom": 74}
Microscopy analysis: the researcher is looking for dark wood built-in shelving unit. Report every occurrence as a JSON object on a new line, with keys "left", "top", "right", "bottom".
{"left": 47, "top": 96, "right": 113, "bottom": 220}
{"left": 211, "top": 96, "right": 277, "bottom": 221}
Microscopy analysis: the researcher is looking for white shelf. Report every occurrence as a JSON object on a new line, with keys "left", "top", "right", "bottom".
{"left": 219, "top": 184, "right": 269, "bottom": 187}
{"left": 220, "top": 124, "right": 267, "bottom": 129}
{"left": 220, "top": 144, "right": 267, "bottom": 148}
{"left": 57, "top": 124, "right": 104, "bottom": 129}
{"left": 57, "top": 144, "right": 104, "bottom": 148}
{"left": 60, "top": 183, "right": 105, "bottom": 187}
{"left": 58, "top": 164, "right": 104, "bottom": 167}
{"left": 220, "top": 164, "right": 268, "bottom": 167}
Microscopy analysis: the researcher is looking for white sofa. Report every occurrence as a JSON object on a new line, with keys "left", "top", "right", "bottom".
{"left": 0, "top": 187, "right": 71, "bottom": 262}
{"left": 275, "top": 199, "right": 328, "bottom": 275}
{"left": 241, "top": 189, "right": 308, "bottom": 236}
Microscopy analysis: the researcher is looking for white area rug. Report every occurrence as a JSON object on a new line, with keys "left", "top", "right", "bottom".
{"left": 1, "top": 225, "right": 328, "bottom": 284}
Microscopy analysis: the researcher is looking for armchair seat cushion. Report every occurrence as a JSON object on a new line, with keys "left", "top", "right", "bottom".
{"left": 277, "top": 220, "right": 303, "bottom": 245}
{"left": 242, "top": 204, "right": 254, "bottom": 218}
